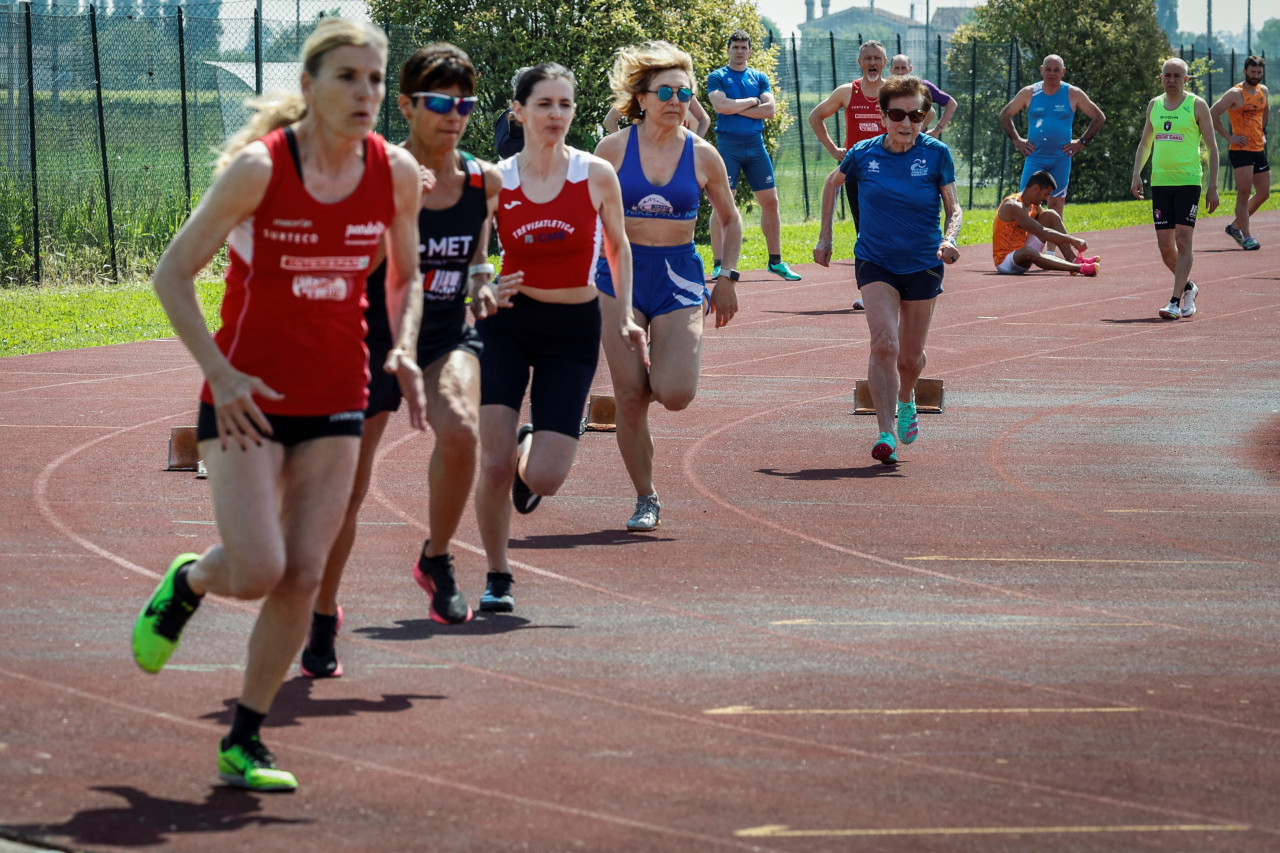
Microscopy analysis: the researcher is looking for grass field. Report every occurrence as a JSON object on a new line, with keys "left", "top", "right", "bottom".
{"left": 2, "top": 192, "right": 1275, "bottom": 358}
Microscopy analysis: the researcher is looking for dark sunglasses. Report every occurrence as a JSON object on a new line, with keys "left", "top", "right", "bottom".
{"left": 646, "top": 85, "right": 694, "bottom": 103}
{"left": 883, "top": 107, "right": 928, "bottom": 124}
{"left": 410, "top": 92, "right": 478, "bottom": 116}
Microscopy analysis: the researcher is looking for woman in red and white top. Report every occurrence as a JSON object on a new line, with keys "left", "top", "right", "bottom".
{"left": 473, "top": 63, "right": 646, "bottom": 613}
{"left": 132, "top": 17, "right": 423, "bottom": 792}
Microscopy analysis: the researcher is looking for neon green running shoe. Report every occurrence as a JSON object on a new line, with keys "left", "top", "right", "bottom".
{"left": 896, "top": 400, "right": 919, "bottom": 445}
{"left": 132, "top": 553, "right": 201, "bottom": 674}
{"left": 767, "top": 260, "right": 802, "bottom": 281}
{"left": 218, "top": 736, "right": 298, "bottom": 792}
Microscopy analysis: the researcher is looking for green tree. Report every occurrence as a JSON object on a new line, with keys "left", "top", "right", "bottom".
{"left": 1253, "top": 17, "right": 1280, "bottom": 62}
{"left": 371, "top": 0, "right": 787, "bottom": 230}
{"left": 950, "top": 0, "right": 1171, "bottom": 203}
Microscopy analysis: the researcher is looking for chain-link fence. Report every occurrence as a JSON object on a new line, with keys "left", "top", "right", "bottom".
{"left": 1, "top": 6, "right": 1274, "bottom": 285}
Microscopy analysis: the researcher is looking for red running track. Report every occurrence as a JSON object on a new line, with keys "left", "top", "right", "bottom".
{"left": 2, "top": 214, "right": 1279, "bottom": 852}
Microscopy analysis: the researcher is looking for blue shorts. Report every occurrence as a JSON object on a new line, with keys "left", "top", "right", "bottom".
{"left": 595, "top": 243, "right": 707, "bottom": 320}
{"left": 717, "top": 133, "right": 775, "bottom": 192}
{"left": 476, "top": 293, "right": 601, "bottom": 438}
{"left": 1019, "top": 155, "right": 1070, "bottom": 198}
{"left": 855, "top": 258, "right": 944, "bottom": 301}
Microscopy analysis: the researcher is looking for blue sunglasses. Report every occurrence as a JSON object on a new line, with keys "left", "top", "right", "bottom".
{"left": 410, "top": 91, "right": 478, "bottom": 116}
{"left": 646, "top": 85, "right": 694, "bottom": 103}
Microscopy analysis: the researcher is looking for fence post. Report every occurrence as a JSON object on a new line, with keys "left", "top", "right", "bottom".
{"left": 1206, "top": 46, "right": 1212, "bottom": 103}
{"left": 997, "top": 39, "right": 1015, "bottom": 203}
{"left": 896, "top": 33, "right": 901, "bottom": 54}
{"left": 89, "top": 5, "right": 117, "bottom": 282}
{"left": 178, "top": 7, "right": 191, "bottom": 213}
{"left": 968, "top": 39, "right": 976, "bottom": 209}
{"left": 935, "top": 34, "right": 941, "bottom": 87}
{"left": 254, "top": 6, "right": 262, "bottom": 96}
{"left": 381, "top": 12, "right": 391, "bottom": 139}
{"left": 830, "top": 31, "right": 845, "bottom": 219}
{"left": 790, "top": 35, "right": 810, "bottom": 220}
{"left": 24, "top": 1, "right": 40, "bottom": 282}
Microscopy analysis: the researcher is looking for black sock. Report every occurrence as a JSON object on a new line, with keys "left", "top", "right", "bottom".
{"left": 713, "top": 258, "right": 721, "bottom": 268}
{"left": 172, "top": 566, "right": 203, "bottom": 605}
{"left": 227, "top": 703, "right": 266, "bottom": 747}
{"left": 307, "top": 612, "right": 338, "bottom": 655}
{"left": 768, "top": 254, "right": 781, "bottom": 265}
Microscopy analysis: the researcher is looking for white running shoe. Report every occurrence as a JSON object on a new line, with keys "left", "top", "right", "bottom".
{"left": 1180, "top": 281, "right": 1198, "bottom": 318}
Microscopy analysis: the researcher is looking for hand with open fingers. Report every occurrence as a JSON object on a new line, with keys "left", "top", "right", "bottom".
{"left": 621, "top": 318, "right": 650, "bottom": 368}
{"left": 418, "top": 165, "right": 437, "bottom": 195}
{"left": 385, "top": 348, "right": 427, "bottom": 431}
{"left": 207, "top": 368, "right": 282, "bottom": 451}
{"left": 709, "top": 279, "right": 738, "bottom": 328}
{"left": 492, "top": 269, "right": 522, "bottom": 308}
{"left": 813, "top": 240, "right": 833, "bottom": 267}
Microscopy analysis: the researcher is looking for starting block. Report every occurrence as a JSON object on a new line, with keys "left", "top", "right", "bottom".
{"left": 580, "top": 393, "right": 617, "bottom": 433}
{"left": 166, "top": 426, "right": 200, "bottom": 471}
{"left": 854, "top": 378, "right": 945, "bottom": 414}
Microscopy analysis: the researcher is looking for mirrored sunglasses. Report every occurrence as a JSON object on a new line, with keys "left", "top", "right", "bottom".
{"left": 646, "top": 85, "right": 694, "bottom": 103}
{"left": 410, "top": 92, "right": 478, "bottom": 116}
{"left": 883, "top": 107, "right": 928, "bottom": 124}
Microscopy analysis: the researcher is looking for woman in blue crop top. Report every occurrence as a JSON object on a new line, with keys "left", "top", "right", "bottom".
{"left": 594, "top": 40, "right": 743, "bottom": 532}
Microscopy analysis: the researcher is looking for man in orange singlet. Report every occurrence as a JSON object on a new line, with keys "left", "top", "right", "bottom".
{"left": 1210, "top": 55, "right": 1269, "bottom": 250}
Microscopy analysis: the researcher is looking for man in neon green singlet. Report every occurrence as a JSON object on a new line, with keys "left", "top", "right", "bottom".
{"left": 1130, "top": 57, "right": 1219, "bottom": 320}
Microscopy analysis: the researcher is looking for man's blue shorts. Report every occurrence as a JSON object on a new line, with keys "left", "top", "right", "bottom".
{"left": 717, "top": 132, "right": 776, "bottom": 192}
{"left": 1019, "top": 154, "right": 1070, "bottom": 199}
{"left": 596, "top": 243, "right": 708, "bottom": 320}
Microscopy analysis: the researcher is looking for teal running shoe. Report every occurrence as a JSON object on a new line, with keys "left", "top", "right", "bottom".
{"left": 767, "top": 260, "right": 802, "bottom": 281}
{"left": 709, "top": 263, "right": 721, "bottom": 282}
{"left": 871, "top": 432, "right": 897, "bottom": 464}
{"left": 896, "top": 400, "right": 919, "bottom": 445}
{"left": 1242, "top": 237, "right": 1260, "bottom": 251}
{"left": 218, "top": 736, "right": 298, "bottom": 792}
{"left": 1225, "top": 222, "right": 1246, "bottom": 247}
{"left": 132, "top": 553, "right": 201, "bottom": 673}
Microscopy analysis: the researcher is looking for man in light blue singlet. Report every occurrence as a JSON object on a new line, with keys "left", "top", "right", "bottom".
{"left": 999, "top": 54, "right": 1106, "bottom": 217}
{"left": 707, "top": 29, "right": 802, "bottom": 281}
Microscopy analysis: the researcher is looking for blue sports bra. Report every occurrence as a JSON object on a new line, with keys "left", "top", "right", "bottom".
{"left": 619, "top": 128, "right": 701, "bottom": 221}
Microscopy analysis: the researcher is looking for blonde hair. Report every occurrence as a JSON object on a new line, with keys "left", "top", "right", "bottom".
{"left": 609, "top": 41, "right": 696, "bottom": 123}
{"left": 215, "top": 17, "right": 388, "bottom": 173}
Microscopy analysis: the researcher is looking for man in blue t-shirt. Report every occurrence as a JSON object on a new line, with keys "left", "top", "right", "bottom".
{"left": 707, "top": 30, "right": 801, "bottom": 281}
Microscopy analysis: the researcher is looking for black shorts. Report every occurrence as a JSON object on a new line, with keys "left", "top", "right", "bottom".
{"left": 1228, "top": 149, "right": 1270, "bottom": 173}
{"left": 855, "top": 258, "right": 945, "bottom": 301}
{"left": 1151, "top": 185, "right": 1200, "bottom": 229}
{"left": 475, "top": 293, "right": 601, "bottom": 438}
{"left": 196, "top": 401, "right": 363, "bottom": 447}
{"left": 366, "top": 308, "right": 483, "bottom": 416}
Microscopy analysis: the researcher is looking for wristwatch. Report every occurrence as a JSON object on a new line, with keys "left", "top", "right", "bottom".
{"left": 718, "top": 269, "right": 740, "bottom": 282}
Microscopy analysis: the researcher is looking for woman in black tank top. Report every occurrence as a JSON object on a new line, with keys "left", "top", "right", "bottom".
{"left": 302, "top": 43, "right": 514, "bottom": 678}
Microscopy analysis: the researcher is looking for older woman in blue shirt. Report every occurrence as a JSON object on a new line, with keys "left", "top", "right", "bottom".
{"left": 814, "top": 75, "right": 962, "bottom": 465}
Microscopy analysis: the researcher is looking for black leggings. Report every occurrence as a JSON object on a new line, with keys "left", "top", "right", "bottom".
{"left": 475, "top": 293, "right": 601, "bottom": 438}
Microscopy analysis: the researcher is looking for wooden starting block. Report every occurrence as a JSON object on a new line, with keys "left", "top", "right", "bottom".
{"left": 580, "top": 393, "right": 617, "bottom": 433}
{"left": 166, "top": 426, "right": 200, "bottom": 470}
{"left": 854, "top": 378, "right": 945, "bottom": 414}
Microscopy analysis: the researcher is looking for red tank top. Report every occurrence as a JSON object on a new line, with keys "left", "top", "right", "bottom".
{"left": 844, "top": 79, "right": 884, "bottom": 145}
{"left": 496, "top": 148, "right": 602, "bottom": 290}
{"left": 201, "top": 128, "right": 395, "bottom": 415}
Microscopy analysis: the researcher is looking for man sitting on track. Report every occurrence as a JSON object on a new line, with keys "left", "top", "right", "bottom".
{"left": 993, "top": 170, "right": 1099, "bottom": 276}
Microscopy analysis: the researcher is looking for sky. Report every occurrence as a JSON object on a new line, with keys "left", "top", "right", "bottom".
{"left": 755, "top": 0, "right": 1268, "bottom": 40}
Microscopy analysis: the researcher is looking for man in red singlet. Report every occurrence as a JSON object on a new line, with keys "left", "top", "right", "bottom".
{"left": 807, "top": 39, "right": 888, "bottom": 310}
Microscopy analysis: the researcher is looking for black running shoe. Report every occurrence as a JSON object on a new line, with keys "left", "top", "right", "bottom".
{"left": 414, "top": 552, "right": 473, "bottom": 625}
{"left": 512, "top": 424, "right": 541, "bottom": 514}
{"left": 479, "top": 572, "right": 515, "bottom": 613}
{"left": 300, "top": 607, "right": 343, "bottom": 678}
